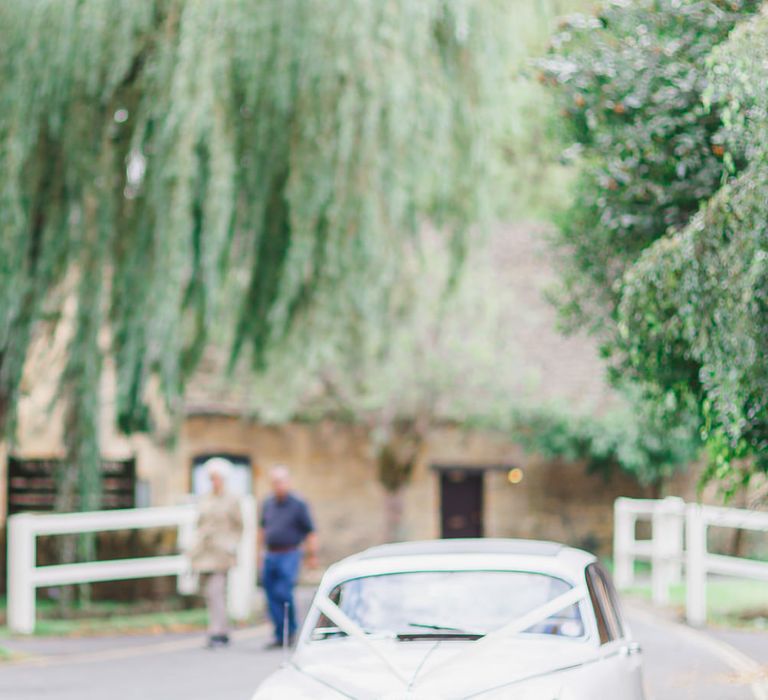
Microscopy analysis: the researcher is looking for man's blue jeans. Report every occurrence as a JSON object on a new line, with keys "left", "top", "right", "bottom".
{"left": 263, "top": 549, "right": 302, "bottom": 643}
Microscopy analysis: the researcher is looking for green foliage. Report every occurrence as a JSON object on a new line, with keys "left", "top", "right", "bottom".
{"left": 541, "top": 0, "right": 759, "bottom": 329}
{"left": 512, "top": 387, "right": 702, "bottom": 486}
{"left": 0, "top": 1, "right": 518, "bottom": 505}
{"left": 537, "top": 0, "right": 762, "bottom": 488}
{"left": 492, "top": 0, "right": 593, "bottom": 219}
{"left": 227, "top": 230, "right": 533, "bottom": 436}
{"left": 618, "top": 12, "right": 768, "bottom": 484}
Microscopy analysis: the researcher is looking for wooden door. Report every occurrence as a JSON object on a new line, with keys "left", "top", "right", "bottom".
{"left": 440, "top": 469, "right": 484, "bottom": 538}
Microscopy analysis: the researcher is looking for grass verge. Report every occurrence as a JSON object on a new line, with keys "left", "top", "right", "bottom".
{"left": 17, "top": 607, "right": 211, "bottom": 637}
{"left": 0, "top": 597, "right": 216, "bottom": 638}
{"left": 625, "top": 578, "right": 768, "bottom": 629}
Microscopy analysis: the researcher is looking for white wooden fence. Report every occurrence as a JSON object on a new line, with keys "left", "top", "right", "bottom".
{"left": 613, "top": 496, "right": 686, "bottom": 605}
{"left": 6, "top": 496, "right": 256, "bottom": 634}
{"left": 614, "top": 496, "right": 768, "bottom": 625}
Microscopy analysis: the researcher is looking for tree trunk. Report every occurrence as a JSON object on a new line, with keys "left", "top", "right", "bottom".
{"left": 54, "top": 463, "right": 79, "bottom": 614}
{"left": 375, "top": 420, "right": 427, "bottom": 543}
{"left": 383, "top": 487, "right": 405, "bottom": 543}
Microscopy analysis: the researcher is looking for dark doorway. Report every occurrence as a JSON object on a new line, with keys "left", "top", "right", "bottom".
{"left": 440, "top": 469, "right": 484, "bottom": 538}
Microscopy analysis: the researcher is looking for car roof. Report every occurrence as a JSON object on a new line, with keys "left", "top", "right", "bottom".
{"left": 320, "top": 538, "right": 597, "bottom": 590}
{"left": 354, "top": 538, "right": 566, "bottom": 560}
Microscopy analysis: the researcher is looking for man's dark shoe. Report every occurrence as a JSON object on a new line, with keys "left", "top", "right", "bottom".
{"left": 263, "top": 639, "right": 283, "bottom": 651}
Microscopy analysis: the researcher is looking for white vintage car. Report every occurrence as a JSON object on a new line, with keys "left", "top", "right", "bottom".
{"left": 252, "top": 539, "right": 645, "bottom": 699}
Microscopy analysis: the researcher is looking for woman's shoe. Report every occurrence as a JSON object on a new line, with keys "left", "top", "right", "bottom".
{"left": 206, "top": 634, "right": 230, "bottom": 649}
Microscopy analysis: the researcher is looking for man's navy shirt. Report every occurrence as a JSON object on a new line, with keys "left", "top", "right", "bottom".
{"left": 260, "top": 493, "right": 315, "bottom": 549}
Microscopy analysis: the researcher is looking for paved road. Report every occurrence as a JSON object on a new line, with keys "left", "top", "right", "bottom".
{"left": 1, "top": 602, "right": 766, "bottom": 699}
{"left": 629, "top": 609, "right": 764, "bottom": 700}
{"left": 0, "top": 627, "right": 283, "bottom": 700}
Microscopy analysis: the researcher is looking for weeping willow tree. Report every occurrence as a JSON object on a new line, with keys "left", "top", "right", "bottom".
{"left": 226, "top": 227, "right": 535, "bottom": 541}
{"left": 0, "top": 1, "right": 522, "bottom": 513}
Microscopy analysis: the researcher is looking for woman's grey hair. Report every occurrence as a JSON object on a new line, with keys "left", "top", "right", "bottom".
{"left": 204, "top": 457, "right": 233, "bottom": 480}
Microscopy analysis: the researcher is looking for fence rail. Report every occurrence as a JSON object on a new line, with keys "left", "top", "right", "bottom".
{"left": 614, "top": 497, "right": 768, "bottom": 625}
{"left": 7, "top": 497, "right": 256, "bottom": 634}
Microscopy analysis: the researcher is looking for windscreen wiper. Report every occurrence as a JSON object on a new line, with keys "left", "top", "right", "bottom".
{"left": 407, "top": 622, "right": 479, "bottom": 633}
{"left": 397, "top": 631, "right": 484, "bottom": 641}
{"left": 399, "top": 622, "right": 484, "bottom": 641}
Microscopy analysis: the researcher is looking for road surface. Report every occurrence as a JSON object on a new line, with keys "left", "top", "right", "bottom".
{"left": 1, "top": 602, "right": 766, "bottom": 699}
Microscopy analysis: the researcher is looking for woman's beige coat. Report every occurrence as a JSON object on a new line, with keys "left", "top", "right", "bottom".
{"left": 189, "top": 492, "right": 244, "bottom": 573}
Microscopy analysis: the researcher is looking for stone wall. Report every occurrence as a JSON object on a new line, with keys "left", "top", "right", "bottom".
{"left": 176, "top": 416, "right": 650, "bottom": 563}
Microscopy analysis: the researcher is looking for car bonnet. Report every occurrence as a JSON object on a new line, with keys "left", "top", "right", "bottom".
{"left": 288, "top": 633, "right": 599, "bottom": 699}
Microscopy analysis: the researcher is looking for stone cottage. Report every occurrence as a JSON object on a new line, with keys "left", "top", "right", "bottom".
{"left": 0, "top": 223, "right": 677, "bottom": 577}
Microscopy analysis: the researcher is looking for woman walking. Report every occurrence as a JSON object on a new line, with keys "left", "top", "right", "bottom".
{"left": 190, "top": 458, "right": 244, "bottom": 649}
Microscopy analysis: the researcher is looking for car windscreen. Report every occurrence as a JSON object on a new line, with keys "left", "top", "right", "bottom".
{"left": 311, "top": 570, "right": 585, "bottom": 640}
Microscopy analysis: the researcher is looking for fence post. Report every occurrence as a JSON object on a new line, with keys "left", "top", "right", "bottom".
{"left": 7, "top": 514, "right": 37, "bottom": 635}
{"left": 652, "top": 497, "right": 685, "bottom": 605}
{"left": 228, "top": 495, "right": 257, "bottom": 621}
{"left": 614, "top": 498, "right": 635, "bottom": 589}
{"left": 176, "top": 507, "right": 198, "bottom": 596}
{"left": 651, "top": 504, "right": 667, "bottom": 605}
{"left": 686, "top": 504, "right": 707, "bottom": 626}
{"left": 668, "top": 498, "right": 685, "bottom": 585}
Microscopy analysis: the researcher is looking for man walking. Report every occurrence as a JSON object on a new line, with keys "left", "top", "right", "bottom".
{"left": 259, "top": 465, "right": 318, "bottom": 648}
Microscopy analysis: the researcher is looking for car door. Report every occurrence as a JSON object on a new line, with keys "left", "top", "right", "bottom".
{"left": 586, "top": 563, "right": 645, "bottom": 699}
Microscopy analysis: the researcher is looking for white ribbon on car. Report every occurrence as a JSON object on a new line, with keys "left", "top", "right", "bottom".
{"left": 418, "top": 585, "right": 589, "bottom": 682}
{"left": 313, "top": 594, "right": 411, "bottom": 686}
{"left": 484, "top": 585, "right": 587, "bottom": 640}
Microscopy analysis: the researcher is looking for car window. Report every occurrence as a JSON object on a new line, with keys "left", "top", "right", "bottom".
{"left": 311, "top": 570, "right": 586, "bottom": 641}
{"left": 586, "top": 564, "right": 624, "bottom": 643}
{"left": 598, "top": 565, "right": 626, "bottom": 639}
{"left": 313, "top": 586, "right": 342, "bottom": 635}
